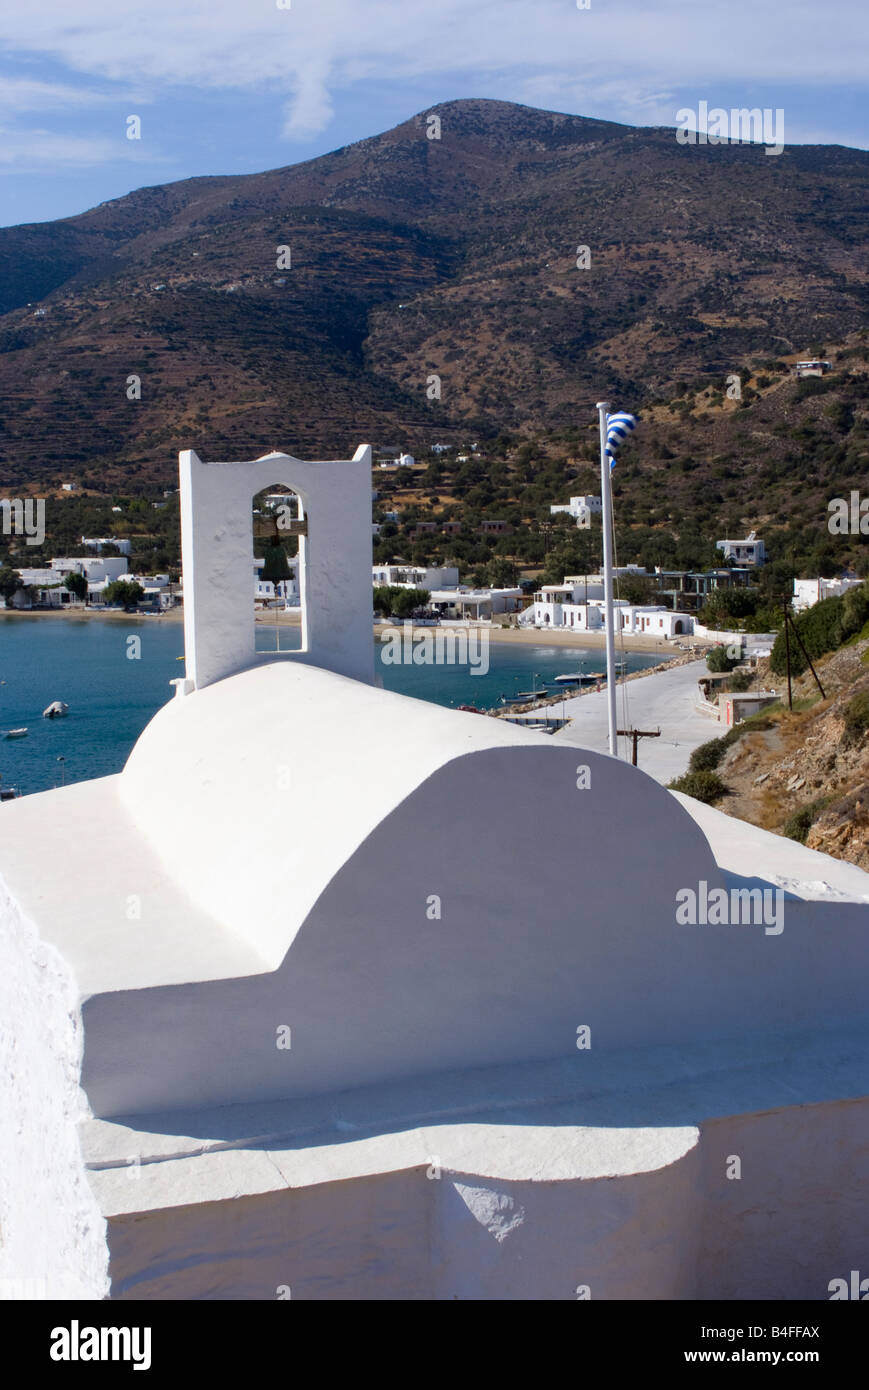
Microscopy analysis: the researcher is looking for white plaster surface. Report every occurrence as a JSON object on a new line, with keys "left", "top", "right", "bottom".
{"left": 0, "top": 879, "right": 108, "bottom": 1300}
{"left": 83, "top": 1028, "right": 869, "bottom": 1299}
{"left": 1, "top": 660, "right": 867, "bottom": 1126}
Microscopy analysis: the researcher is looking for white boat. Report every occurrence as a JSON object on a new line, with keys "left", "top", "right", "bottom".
{"left": 554, "top": 669, "right": 604, "bottom": 686}
{"left": 4, "top": 727, "right": 28, "bottom": 739}
{"left": 42, "top": 701, "right": 69, "bottom": 719}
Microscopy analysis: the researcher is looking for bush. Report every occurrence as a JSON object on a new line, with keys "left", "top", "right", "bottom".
{"left": 783, "top": 805, "right": 816, "bottom": 844}
{"left": 843, "top": 690, "right": 869, "bottom": 743}
{"left": 668, "top": 770, "right": 728, "bottom": 804}
{"left": 689, "top": 738, "right": 728, "bottom": 773}
{"left": 783, "top": 796, "right": 831, "bottom": 844}
{"left": 706, "top": 645, "right": 738, "bottom": 673}
{"left": 729, "top": 671, "right": 753, "bottom": 692}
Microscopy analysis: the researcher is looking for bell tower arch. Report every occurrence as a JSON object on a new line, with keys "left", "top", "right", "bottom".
{"left": 178, "top": 445, "right": 374, "bottom": 691}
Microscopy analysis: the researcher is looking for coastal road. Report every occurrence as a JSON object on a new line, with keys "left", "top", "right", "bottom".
{"left": 550, "top": 660, "right": 717, "bottom": 784}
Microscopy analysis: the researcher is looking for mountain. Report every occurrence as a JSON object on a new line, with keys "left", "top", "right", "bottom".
{"left": 0, "top": 97, "right": 867, "bottom": 491}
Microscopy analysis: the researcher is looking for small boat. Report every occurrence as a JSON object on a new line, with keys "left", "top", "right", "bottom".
{"left": 0, "top": 785, "right": 19, "bottom": 801}
{"left": 42, "top": 701, "right": 69, "bottom": 719}
{"left": 4, "top": 727, "right": 28, "bottom": 739}
{"left": 555, "top": 663, "right": 623, "bottom": 686}
{"left": 515, "top": 689, "right": 548, "bottom": 701}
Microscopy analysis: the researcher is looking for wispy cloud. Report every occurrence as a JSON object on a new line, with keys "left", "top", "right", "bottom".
{"left": 0, "top": 77, "right": 117, "bottom": 113}
{"left": 0, "top": 127, "right": 129, "bottom": 167}
{"left": 0, "top": 0, "right": 865, "bottom": 161}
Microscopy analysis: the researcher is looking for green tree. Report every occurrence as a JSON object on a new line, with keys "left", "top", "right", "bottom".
{"left": 488, "top": 558, "right": 518, "bottom": 588}
{"left": 104, "top": 580, "right": 145, "bottom": 611}
{"left": 64, "top": 572, "right": 88, "bottom": 602}
{"left": 615, "top": 572, "right": 654, "bottom": 605}
{"left": 0, "top": 566, "right": 22, "bottom": 603}
{"left": 391, "top": 587, "right": 429, "bottom": 619}
{"left": 706, "top": 645, "right": 738, "bottom": 673}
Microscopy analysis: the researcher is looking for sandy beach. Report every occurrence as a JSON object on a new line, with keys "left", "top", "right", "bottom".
{"left": 0, "top": 605, "right": 184, "bottom": 623}
{"left": 1, "top": 605, "right": 710, "bottom": 656}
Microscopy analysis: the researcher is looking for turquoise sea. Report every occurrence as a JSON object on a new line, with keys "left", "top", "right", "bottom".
{"left": 0, "top": 616, "right": 663, "bottom": 796}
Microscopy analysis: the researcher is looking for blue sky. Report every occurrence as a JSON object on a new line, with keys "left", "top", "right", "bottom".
{"left": 1, "top": 0, "right": 867, "bottom": 227}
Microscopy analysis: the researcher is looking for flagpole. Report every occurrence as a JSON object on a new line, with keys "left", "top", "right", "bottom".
{"left": 597, "top": 400, "right": 618, "bottom": 757}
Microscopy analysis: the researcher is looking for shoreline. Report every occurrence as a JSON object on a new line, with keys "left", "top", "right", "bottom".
{"left": 0, "top": 606, "right": 711, "bottom": 655}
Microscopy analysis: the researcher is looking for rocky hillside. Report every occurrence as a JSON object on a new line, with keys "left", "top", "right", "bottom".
{"left": 709, "top": 641, "right": 869, "bottom": 869}
{"left": 1, "top": 97, "right": 867, "bottom": 497}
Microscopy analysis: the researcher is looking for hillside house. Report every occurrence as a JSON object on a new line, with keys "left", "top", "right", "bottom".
{"left": 794, "top": 360, "right": 832, "bottom": 378}
{"left": 716, "top": 531, "right": 766, "bottom": 566}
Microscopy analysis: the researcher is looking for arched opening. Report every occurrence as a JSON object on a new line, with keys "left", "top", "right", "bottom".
{"left": 252, "top": 485, "right": 304, "bottom": 654}
{"left": 674, "top": 619, "right": 683, "bottom": 634}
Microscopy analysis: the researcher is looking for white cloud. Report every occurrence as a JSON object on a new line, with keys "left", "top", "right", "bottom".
{"left": 0, "top": 126, "right": 131, "bottom": 167}
{"left": 0, "top": 0, "right": 865, "bottom": 148}
{"left": 0, "top": 78, "right": 116, "bottom": 113}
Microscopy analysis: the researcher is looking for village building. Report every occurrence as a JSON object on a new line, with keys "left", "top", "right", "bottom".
{"left": 793, "top": 576, "right": 864, "bottom": 611}
{"left": 372, "top": 563, "right": 459, "bottom": 590}
{"left": 794, "top": 359, "right": 832, "bottom": 378}
{"left": 81, "top": 537, "right": 132, "bottom": 556}
{"left": 716, "top": 530, "right": 766, "bottom": 566}
{"left": 549, "top": 494, "right": 602, "bottom": 519}
{"left": 427, "top": 586, "right": 523, "bottom": 620}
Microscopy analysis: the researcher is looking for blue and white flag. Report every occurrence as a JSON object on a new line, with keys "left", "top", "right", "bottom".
{"left": 606, "top": 411, "right": 638, "bottom": 468}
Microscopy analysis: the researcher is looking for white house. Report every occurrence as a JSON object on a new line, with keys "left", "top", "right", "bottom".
{"left": 372, "top": 564, "right": 459, "bottom": 591}
{"left": 549, "top": 495, "right": 602, "bottom": 519}
{"left": 427, "top": 587, "right": 523, "bottom": 620}
{"left": 5, "top": 568, "right": 79, "bottom": 608}
{"left": 716, "top": 531, "right": 766, "bottom": 566}
{"left": 378, "top": 453, "right": 415, "bottom": 471}
{"left": 615, "top": 605, "right": 694, "bottom": 638}
{"left": 793, "top": 577, "right": 864, "bottom": 611}
{"left": 81, "top": 537, "right": 132, "bottom": 556}
{"left": 526, "top": 577, "right": 628, "bottom": 629}
{"left": 794, "top": 360, "right": 832, "bottom": 378}
{"left": 524, "top": 582, "right": 692, "bottom": 637}
{"left": 51, "top": 555, "right": 129, "bottom": 583}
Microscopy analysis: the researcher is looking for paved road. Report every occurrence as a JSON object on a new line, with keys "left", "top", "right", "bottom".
{"left": 551, "top": 660, "right": 718, "bottom": 783}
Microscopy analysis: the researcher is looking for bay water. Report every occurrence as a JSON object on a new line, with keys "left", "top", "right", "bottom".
{"left": 0, "top": 616, "right": 663, "bottom": 795}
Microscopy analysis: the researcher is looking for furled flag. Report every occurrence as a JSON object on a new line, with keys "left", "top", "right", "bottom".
{"left": 606, "top": 411, "right": 638, "bottom": 468}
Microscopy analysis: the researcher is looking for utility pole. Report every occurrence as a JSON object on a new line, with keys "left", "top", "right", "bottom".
{"left": 783, "top": 607, "right": 825, "bottom": 701}
{"left": 616, "top": 727, "right": 661, "bottom": 767}
{"left": 783, "top": 601, "right": 793, "bottom": 710}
